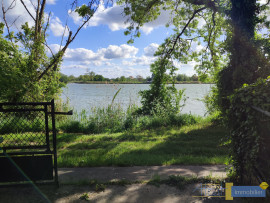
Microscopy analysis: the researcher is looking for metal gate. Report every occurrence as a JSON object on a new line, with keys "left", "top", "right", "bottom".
{"left": 0, "top": 100, "right": 72, "bottom": 185}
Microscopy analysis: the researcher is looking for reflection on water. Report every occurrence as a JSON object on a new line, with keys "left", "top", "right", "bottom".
{"left": 61, "top": 83, "right": 213, "bottom": 116}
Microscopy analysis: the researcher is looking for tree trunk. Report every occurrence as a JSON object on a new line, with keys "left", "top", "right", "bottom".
{"left": 218, "top": 0, "right": 260, "bottom": 110}
{"left": 230, "top": 0, "right": 258, "bottom": 89}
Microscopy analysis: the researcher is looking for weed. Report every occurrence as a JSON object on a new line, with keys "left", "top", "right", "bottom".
{"left": 79, "top": 193, "right": 90, "bottom": 201}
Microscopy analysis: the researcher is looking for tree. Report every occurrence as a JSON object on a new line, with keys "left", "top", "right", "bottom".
{"left": 119, "top": 0, "right": 270, "bottom": 101}
{"left": 119, "top": 76, "right": 126, "bottom": 82}
{"left": 59, "top": 73, "right": 69, "bottom": 83}
{"left": 191, "top": 74, "right": 198, "bottom": 81}
{"left": 138, "top": 58, "right": 184, "bottom": 114}
{"left": 94, "top": 74, "right": 105, "bottom": 81}
{"left": 0, "top": 0, "right": 108, "bottom": 102}
{"left": 176, "top": 74, "right": 190, "bottom": 81}
{"left": 136, "top": 75, "right": 144, "bottom": 82}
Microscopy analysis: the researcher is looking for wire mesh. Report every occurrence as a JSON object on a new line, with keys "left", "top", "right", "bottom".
{"left": 0, "top": 105, "right": 49, "bottom": 151}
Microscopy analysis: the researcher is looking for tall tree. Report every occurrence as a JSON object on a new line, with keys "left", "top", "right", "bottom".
{"left": 0, "top": 0, "right": 108, "bottom": 102}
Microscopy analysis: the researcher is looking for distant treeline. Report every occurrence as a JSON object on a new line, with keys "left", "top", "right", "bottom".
{"left": 60, "top": 71, "right": 200, "bottom": 84}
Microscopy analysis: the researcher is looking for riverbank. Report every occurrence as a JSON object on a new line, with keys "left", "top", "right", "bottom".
{"left": 69, "top": 81, "right": 214, "bottom": 84}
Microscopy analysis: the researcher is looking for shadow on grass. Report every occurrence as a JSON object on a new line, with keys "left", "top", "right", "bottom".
{"left": 57, "top": 123, "right": 229, "bottom": 167}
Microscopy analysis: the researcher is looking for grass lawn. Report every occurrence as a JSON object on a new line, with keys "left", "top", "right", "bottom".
{"left": 57, "top": 122, "right": 229, "bottom": 167}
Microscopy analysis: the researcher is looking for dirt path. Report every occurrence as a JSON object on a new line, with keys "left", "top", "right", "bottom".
{"left": 0, "top": 165, "right": 245, "bottom": 203}
{"left": 59, "top": 165, "right": 227, "bottom": 183}
{"left": 0, "top": 183, "right": 243, "bottom": 203}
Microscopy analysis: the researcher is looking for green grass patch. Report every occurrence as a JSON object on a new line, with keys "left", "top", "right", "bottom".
{"left": 57, "top": 121, "right": 229, "bottom": 167}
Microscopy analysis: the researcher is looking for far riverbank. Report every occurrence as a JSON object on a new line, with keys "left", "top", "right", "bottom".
{"left": 69, "top": 81, "right": 214, "bottom": 84}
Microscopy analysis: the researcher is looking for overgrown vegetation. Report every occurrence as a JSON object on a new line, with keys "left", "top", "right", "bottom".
{"left": 227, "top": 77, "right": 270, "bottom": 184}
{"left": 58, "top": 102, "right": 201, "bottom": 134}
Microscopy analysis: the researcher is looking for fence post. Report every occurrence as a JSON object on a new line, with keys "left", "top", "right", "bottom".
{"left": 51, "top": 99, "right": 59, "bottom": 186}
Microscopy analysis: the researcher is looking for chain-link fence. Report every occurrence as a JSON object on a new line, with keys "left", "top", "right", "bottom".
{"left": 0, "top": 103, "right": 52, "bottom": 153}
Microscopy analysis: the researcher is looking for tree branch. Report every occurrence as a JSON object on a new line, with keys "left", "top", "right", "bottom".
{"left": 184, "top": 0, "right": 218, "bottom": 12}
{"left": 43, "top": 42, "right": 55, "bottom": 60}
{"left": 260, "top": 0, "right": 270, "bottom": 7}
{"left": 38, "top": 19, "right": 89, "bottom": 80}
{"left": 1, "top": 0, "right": 17, "bottom": 43}
{"left": 19, "top": 0, "right": 35, "bottom": 21}
{"left": 43, "top": 11, "right": 51, "bottom": 39}
{"left": 166, "top": 6, "right": 206, "bottom": 57}
{"left": 38, "top": 0, "right": 46, "bottom": 34}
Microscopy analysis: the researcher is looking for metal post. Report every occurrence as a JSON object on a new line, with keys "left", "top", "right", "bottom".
{"left": 51, "top": 99, "right": 59, "bottom": 186}
{"left": 44, "top": 105, "right": 50, "bottom": 152}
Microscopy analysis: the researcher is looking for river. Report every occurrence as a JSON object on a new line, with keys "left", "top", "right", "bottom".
{"left": 61, "top": 83, "right": 213, "bottom": 116}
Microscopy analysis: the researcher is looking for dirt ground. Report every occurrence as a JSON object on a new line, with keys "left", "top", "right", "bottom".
{"left": 0, "top": 183, "right": 243, "bottom": 203}
{"left": 58, "top": 165, "right": 227, "bottom": 184}
{"left": 1, "top": 165, "right": 265, "bottom": 203}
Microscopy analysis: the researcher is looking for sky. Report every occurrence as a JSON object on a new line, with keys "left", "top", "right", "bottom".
{"left": 1, "top": 0, "right": 268, "bottom": 78}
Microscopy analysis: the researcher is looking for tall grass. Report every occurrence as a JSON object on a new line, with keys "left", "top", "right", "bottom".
{"left": 58, "top": 102, "right": 203, "bottom": 134}
{"left": 0, "top": 97, "right": 206, "bottom": 135}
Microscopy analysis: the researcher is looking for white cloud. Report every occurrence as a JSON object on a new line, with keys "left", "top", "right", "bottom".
{"left": 50, "top": 17, "right": 68, "bottom": 37}
{"left": 100, "top": 44, "right": 138, "bottom": 59}
{"left": 144, "top": 43, "right": 159, "bottom": 56}
{"left": 174, "top": 60, "right": 197, "bottom": 76}
{"left": 122, "top": 55, "right": 157, "bottom": 67}
{"left": 61, "top": 63, "right": 151, "bottom": 78}
{"left": 121, "top": 43, "right": 160, "bottom": 67}
{"left": 69, "top": 4, "right": 127, "bottom": 31}
{"left": 69, "top": 3, "right": 172, "bottom": 34}
{"left": 190, "top": 42, "right": 204, "bottom": 52}
{"left": 68, "top": 9, "right": 82, "bottom": 25}
{"left": 141, "top": 10, "right": 172, "bottom": 34}
{"left": 49, "top": 43, "right": 139, "bottom": 66}
{"left": 65, "top": 47, "right": 101, "bottom": 61}
{"left": 47, "top": 0, "right": 57, "bottom": 5}
{"left": 1, "top": 0, "right": 64, "bottom": 37}
{"left": 258, "top": 0, "right": 267, "bottom": 5}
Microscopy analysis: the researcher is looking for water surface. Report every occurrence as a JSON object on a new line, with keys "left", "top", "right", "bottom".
{"left": 61, "top": 83, "right": 213, "bottom": 116}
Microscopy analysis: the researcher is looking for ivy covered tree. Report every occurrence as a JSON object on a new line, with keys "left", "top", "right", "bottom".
{"left": 0, "top": 0, "right": 107, "bottom": 102}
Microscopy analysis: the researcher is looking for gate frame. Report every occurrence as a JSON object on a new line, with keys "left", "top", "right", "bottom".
{"left": 0, "top": 99, "right": 72, "bottom": 186}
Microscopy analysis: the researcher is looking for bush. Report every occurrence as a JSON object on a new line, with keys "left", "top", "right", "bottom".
{"left": 60, "top": 121, "right": 82, "bottom": 133}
